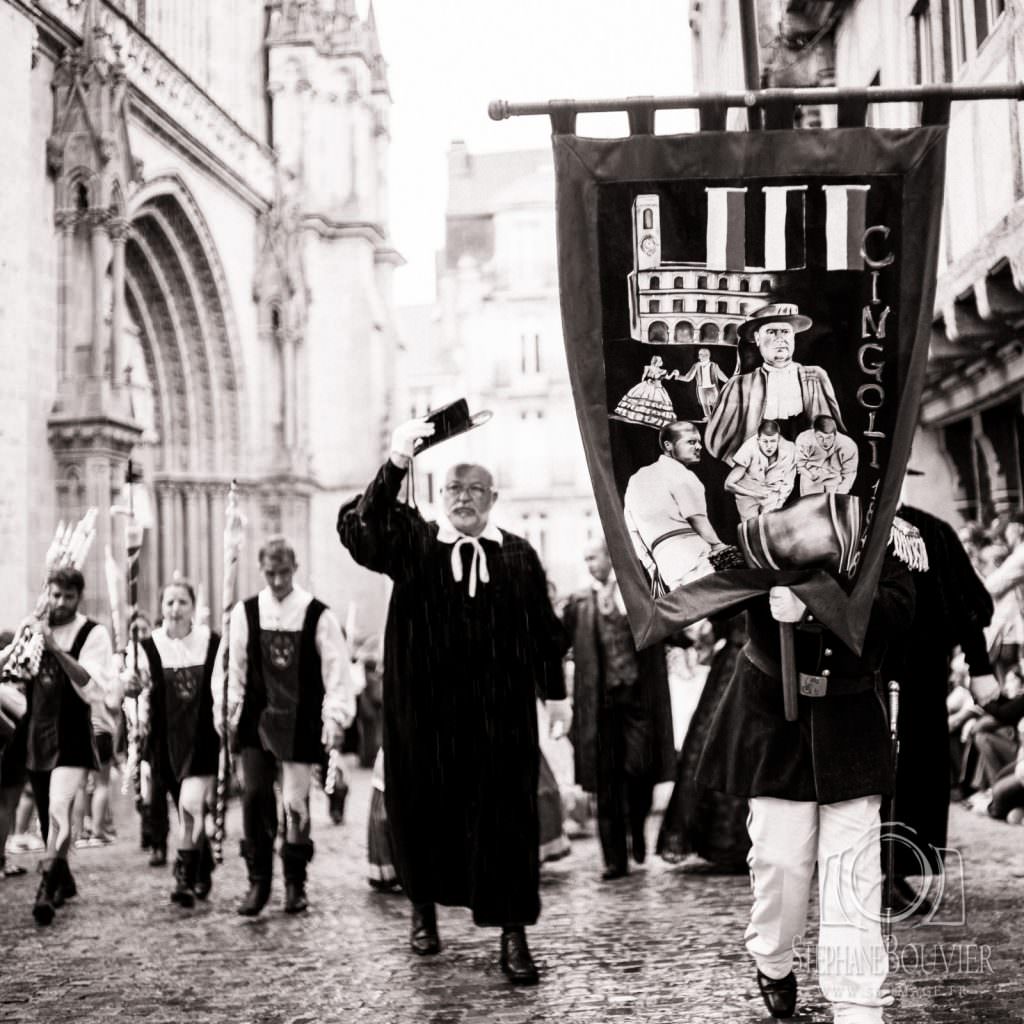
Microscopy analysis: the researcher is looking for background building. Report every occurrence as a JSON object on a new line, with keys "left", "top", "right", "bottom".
{"left": 396, "top": 143, "right": 598, "bottom": 595}
{"left": 690, "top": 0, "right": 1023, "bottom": 523}
{"left": 1, "top": 0, "right": 400, "bottom": 634}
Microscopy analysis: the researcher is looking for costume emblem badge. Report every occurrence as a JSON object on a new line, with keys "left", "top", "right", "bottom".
{"left": 267, "top": 633, "right": 296, "bottom": 671}
{"left": 170, "top": 668, "right": 198, "bottom": 702}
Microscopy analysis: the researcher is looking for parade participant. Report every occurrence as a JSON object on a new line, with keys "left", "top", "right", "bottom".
{"left": 624, "top": 420, "right": 728, "bottom": 594}
{"left": 337, "top": 418, "right": 571, "bottom": 985}
{"left": 698, "top": 553, "right": 915, "bottom": 1024}
{"left": 366, "top": 747, "right": 400, "bottom": 892}
{"left": 0, "top": 631, "right": 30, "bottom": 877}
{"left": 18, "top": 568, "right": 117, "bottom": 925}
{"left": 126, "top": 578, "right": 222, "bottom": 907}
{"left": 218, "top": 537, "right": 355, "bottom": 917}
{"left": 705, "top": 303, "right": 844, "bottom": 466}
{"left": 657, "top": 613, "right": 752, "bottom": 872}
{"left": 884, "top": 484, "right": 997, "bottom": 914}
{"left": 795, "top": 416, "right": 859, "bottom": 496}
{"left": 724, "top": 420, "right": 797, "bottom": 520}
{"left": 561, "top": 540, "right": 674, "bottom": 880}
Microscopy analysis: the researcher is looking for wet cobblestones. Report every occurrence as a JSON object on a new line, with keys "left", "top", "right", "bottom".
{"left": 0, "top": 769, "right": 1022, "bottom": 1023}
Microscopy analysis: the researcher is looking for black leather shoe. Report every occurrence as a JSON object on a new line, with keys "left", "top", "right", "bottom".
{"left": 410, "top": 902, "right": 440, "bottom": 955}
{"left": 887, "top": 875, "right": 933, "bottom": 917}
{"left": 632, "top": 831, "right": 647, "bottom": 865}
{"left": 500, "top": 928, "right": 539, "bottom": 986}
{"left": 756, "top": 970, "right": 796, "bottom": 1019}
{"left": 32, "top": 866, "right": 56, "bottom": 926}
{"left": 149, "top": 844, "right": 167, "bottom": 868}
{"left": 601, "top": 865, "right": 628, "bottom": 881}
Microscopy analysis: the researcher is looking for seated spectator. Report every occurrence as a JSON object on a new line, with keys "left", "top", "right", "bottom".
{"left": 963, "top": 666, "right": 1024, "bottom": 807}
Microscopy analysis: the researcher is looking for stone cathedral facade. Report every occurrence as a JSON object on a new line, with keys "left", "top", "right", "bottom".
{"left": 0, "top": 0, "right": 400, "bottom": 634}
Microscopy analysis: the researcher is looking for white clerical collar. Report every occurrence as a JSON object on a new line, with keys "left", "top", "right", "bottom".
{"left": 437, "top": 518, "right": 503, "bottom": 597}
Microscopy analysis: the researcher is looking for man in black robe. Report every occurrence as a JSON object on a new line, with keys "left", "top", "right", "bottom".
{"left": 885, "top": 496, "right": 997, "bottom": 913}
{"left": 337, "top": 417, "right": 570, "bottom": 986}
{"left": 561, "top": 539, "right": 674, "bottom": 879}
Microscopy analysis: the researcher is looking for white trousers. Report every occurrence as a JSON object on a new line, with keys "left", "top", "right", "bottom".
{"left": 746, "top": 796, "right": 889, "bottom": 1024}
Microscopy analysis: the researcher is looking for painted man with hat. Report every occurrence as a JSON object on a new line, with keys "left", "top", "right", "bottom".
{"left": 705, "top": 303, "right": 844, "bottom": 467}
{"left": 336, "top": 407, "right": 571, "bottom": 986}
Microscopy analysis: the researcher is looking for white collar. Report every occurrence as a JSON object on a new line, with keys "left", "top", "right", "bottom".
{"left": 437, "top": 517, "right": 503, "bottom": 598}
{"left": 436, "top": 517, "right": 503, "bottom": 546}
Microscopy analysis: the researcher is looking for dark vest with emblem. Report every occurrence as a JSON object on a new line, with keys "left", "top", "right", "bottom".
{"left": 238, "top": 596, "right": 326, "bottom": 764}
{"left": 25, "top": 619, "right": 100, "bottom": 772}
{"left": 593, "top": 597, "right": 639, "bottom": 694}
{"left": 142, "top": 631, "right": 221, "bottom": 782}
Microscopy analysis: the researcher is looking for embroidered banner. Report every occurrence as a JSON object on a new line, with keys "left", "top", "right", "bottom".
{"left": 553, "top": 126, "right": 947, "bottom": 651}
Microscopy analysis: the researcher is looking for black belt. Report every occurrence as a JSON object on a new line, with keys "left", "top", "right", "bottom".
{"left": 742, "top": 643, "right": 879, "bottom": 698}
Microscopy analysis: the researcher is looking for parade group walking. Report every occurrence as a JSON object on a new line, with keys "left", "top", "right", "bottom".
{"left": 1, "top": 408, "right": 1018, "bottom": 1022}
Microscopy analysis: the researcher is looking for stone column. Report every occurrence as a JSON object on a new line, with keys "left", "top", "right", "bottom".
{"left": 283, "top": 335, "right": 297, "bottom": 451}
{"left": 55, "top": 211, "right": 76, "bottom": 383}
{"left": 109, "top": 218, "right": 129, "bottom": 387}
{"left": 158, "top": 485, "right": 174, "bottom": 585}
{"left": 185, "top": 485, "right": 201, "bottom": 584}
{"left": 89, "top": 209, "right": 111, "bottom": 380}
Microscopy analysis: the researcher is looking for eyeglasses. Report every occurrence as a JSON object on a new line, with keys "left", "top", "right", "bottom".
{"left": 442, "top": 483, "right": 490, "bottom": 499}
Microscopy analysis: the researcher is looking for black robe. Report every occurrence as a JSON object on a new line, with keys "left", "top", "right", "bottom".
{"left": 337, "top": 461, "right": 567, "bottom": 927}
{"left": 884, "top": 506, "right": 993, "bottom": 875}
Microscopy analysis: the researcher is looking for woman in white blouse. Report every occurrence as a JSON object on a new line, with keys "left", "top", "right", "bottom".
{"left": 130, "top": 578, "right": 222, "bottom": 907}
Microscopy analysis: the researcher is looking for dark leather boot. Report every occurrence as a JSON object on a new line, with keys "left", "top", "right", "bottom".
{"left": 756, "top": 970, "right": 797, "bottom": 1019}
{"left": 500, "top": 927, "right": 539, "bottom": 985}
{"left": 236, "top": 839, "right": 273, "bottom": 917}
{"left": 50, "top": 858, "right": 77, "bottom": 907}
{"left": 32, "top": 861, "right": 57, "bottom": 926}
{"left": 194, "top": 835, "right": 214, "bottom": 901}
{"left": 282, "top": 842, "right": 313, "bottom": 914}
{"left": 171, "top": 850, "right": 199, "bottom": 908}
{"left": 410, "top": 901, "right": 440, "bottom": 955}
{"left": 149, "top": 843, "right": 167, "bottom": 868}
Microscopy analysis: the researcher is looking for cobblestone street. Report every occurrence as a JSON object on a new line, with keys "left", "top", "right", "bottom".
{"left": 1, "top": 767, "right": 1022, "bottom": 1024}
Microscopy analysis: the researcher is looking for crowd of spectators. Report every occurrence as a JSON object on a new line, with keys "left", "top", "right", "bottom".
{"left": 949, "top": 512, "right": 1024, "bottom": 824}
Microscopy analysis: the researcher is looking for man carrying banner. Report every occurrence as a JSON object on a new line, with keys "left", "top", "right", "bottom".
{"left": 705, "top": 304, "right": 844, "bottom": 466}
{"left": 698, "top": 553, "right": 914, "bottom": 1023}
{"left": 623, "top": 420, "right": 728, "bottom": 593}
{"left": 218, "top": 537, "right": 355, "bottom": 917}
{"left": 337, "top": 417, "right": 571, "bottom": 985}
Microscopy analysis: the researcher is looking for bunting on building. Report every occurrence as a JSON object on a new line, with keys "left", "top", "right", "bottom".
{"left": 553, "top": 126, "right": 948, "bottom": 651}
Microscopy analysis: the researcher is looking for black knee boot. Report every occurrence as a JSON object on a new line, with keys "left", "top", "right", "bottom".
{"left": 32, "top": 859, "right": 59, "bottom": 926}
{"left": 194, "top": 834, "right": 215, "bottom": 901}
{"left": 171, "top": 849, "right": 199, "bottom": 908}
{"left": 237, "top": 839, "right": 273, "bottom": 917}
{"left": 282, "top": 841, "right": 313, "bottom": 914}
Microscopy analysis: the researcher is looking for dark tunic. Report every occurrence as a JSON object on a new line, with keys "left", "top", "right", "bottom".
{"left": 885, "top": 506, "right": 993, "bottom": 874}
{"left": 143, "top": 632, "right": 222, "bottom": 782}
{"left": 25, "top": 620, "right": 99, "bottom": 772}
{"left": 337, "top": 461, "right": 567, "bottom": 927}
{"left": 698, "top": 551, "right": 915, "bottom": 804}
{"left": 237, "top": 597, "right": 326, "bottom": 764}
{"left": 561, "top": 587, "right": 674, "bottom": 793}
{"left": 657, "top": 615, "right": 751, "bottom": 871}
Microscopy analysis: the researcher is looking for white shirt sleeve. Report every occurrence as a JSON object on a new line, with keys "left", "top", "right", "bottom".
{"left": 76, "top": 624, "right": 118, "bottom": 711}
{"left": 316, "top": 609, "right": 356, "bottom": 730}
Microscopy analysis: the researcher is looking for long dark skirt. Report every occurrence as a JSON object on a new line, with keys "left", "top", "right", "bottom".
{"left": 657, "top": 618, "right": 751, "bottom": 872}
{"left": 367, "top": 786, "right": 397, "bottom": 883}
{"left": 538, "top": 750, "right": 570, "bottom": 863}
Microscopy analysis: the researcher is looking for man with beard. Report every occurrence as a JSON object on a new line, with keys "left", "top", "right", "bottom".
{"left": 337, "top": 418, "right": 571, "bottom": 985}
{"left": 2, "top": 568, "right": 117, "bottom": 925}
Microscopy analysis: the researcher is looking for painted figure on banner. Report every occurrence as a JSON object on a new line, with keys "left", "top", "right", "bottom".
{"left": 724, "top": 420, "right": 797, "bottom": 520}
{"left": 623, "top": 421, "right": 728, "bottom": 594}
{"left": 704, "top": 304, "right": 845, "bottom": 466}
{"left": 678, "top": 347, "right": 730, "bottom": 421}
{"left": 613, "top": 356, "right": 676, "bottom": 428}
{"left": 795, "top": 416, "right": 859, "bottom": 496}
